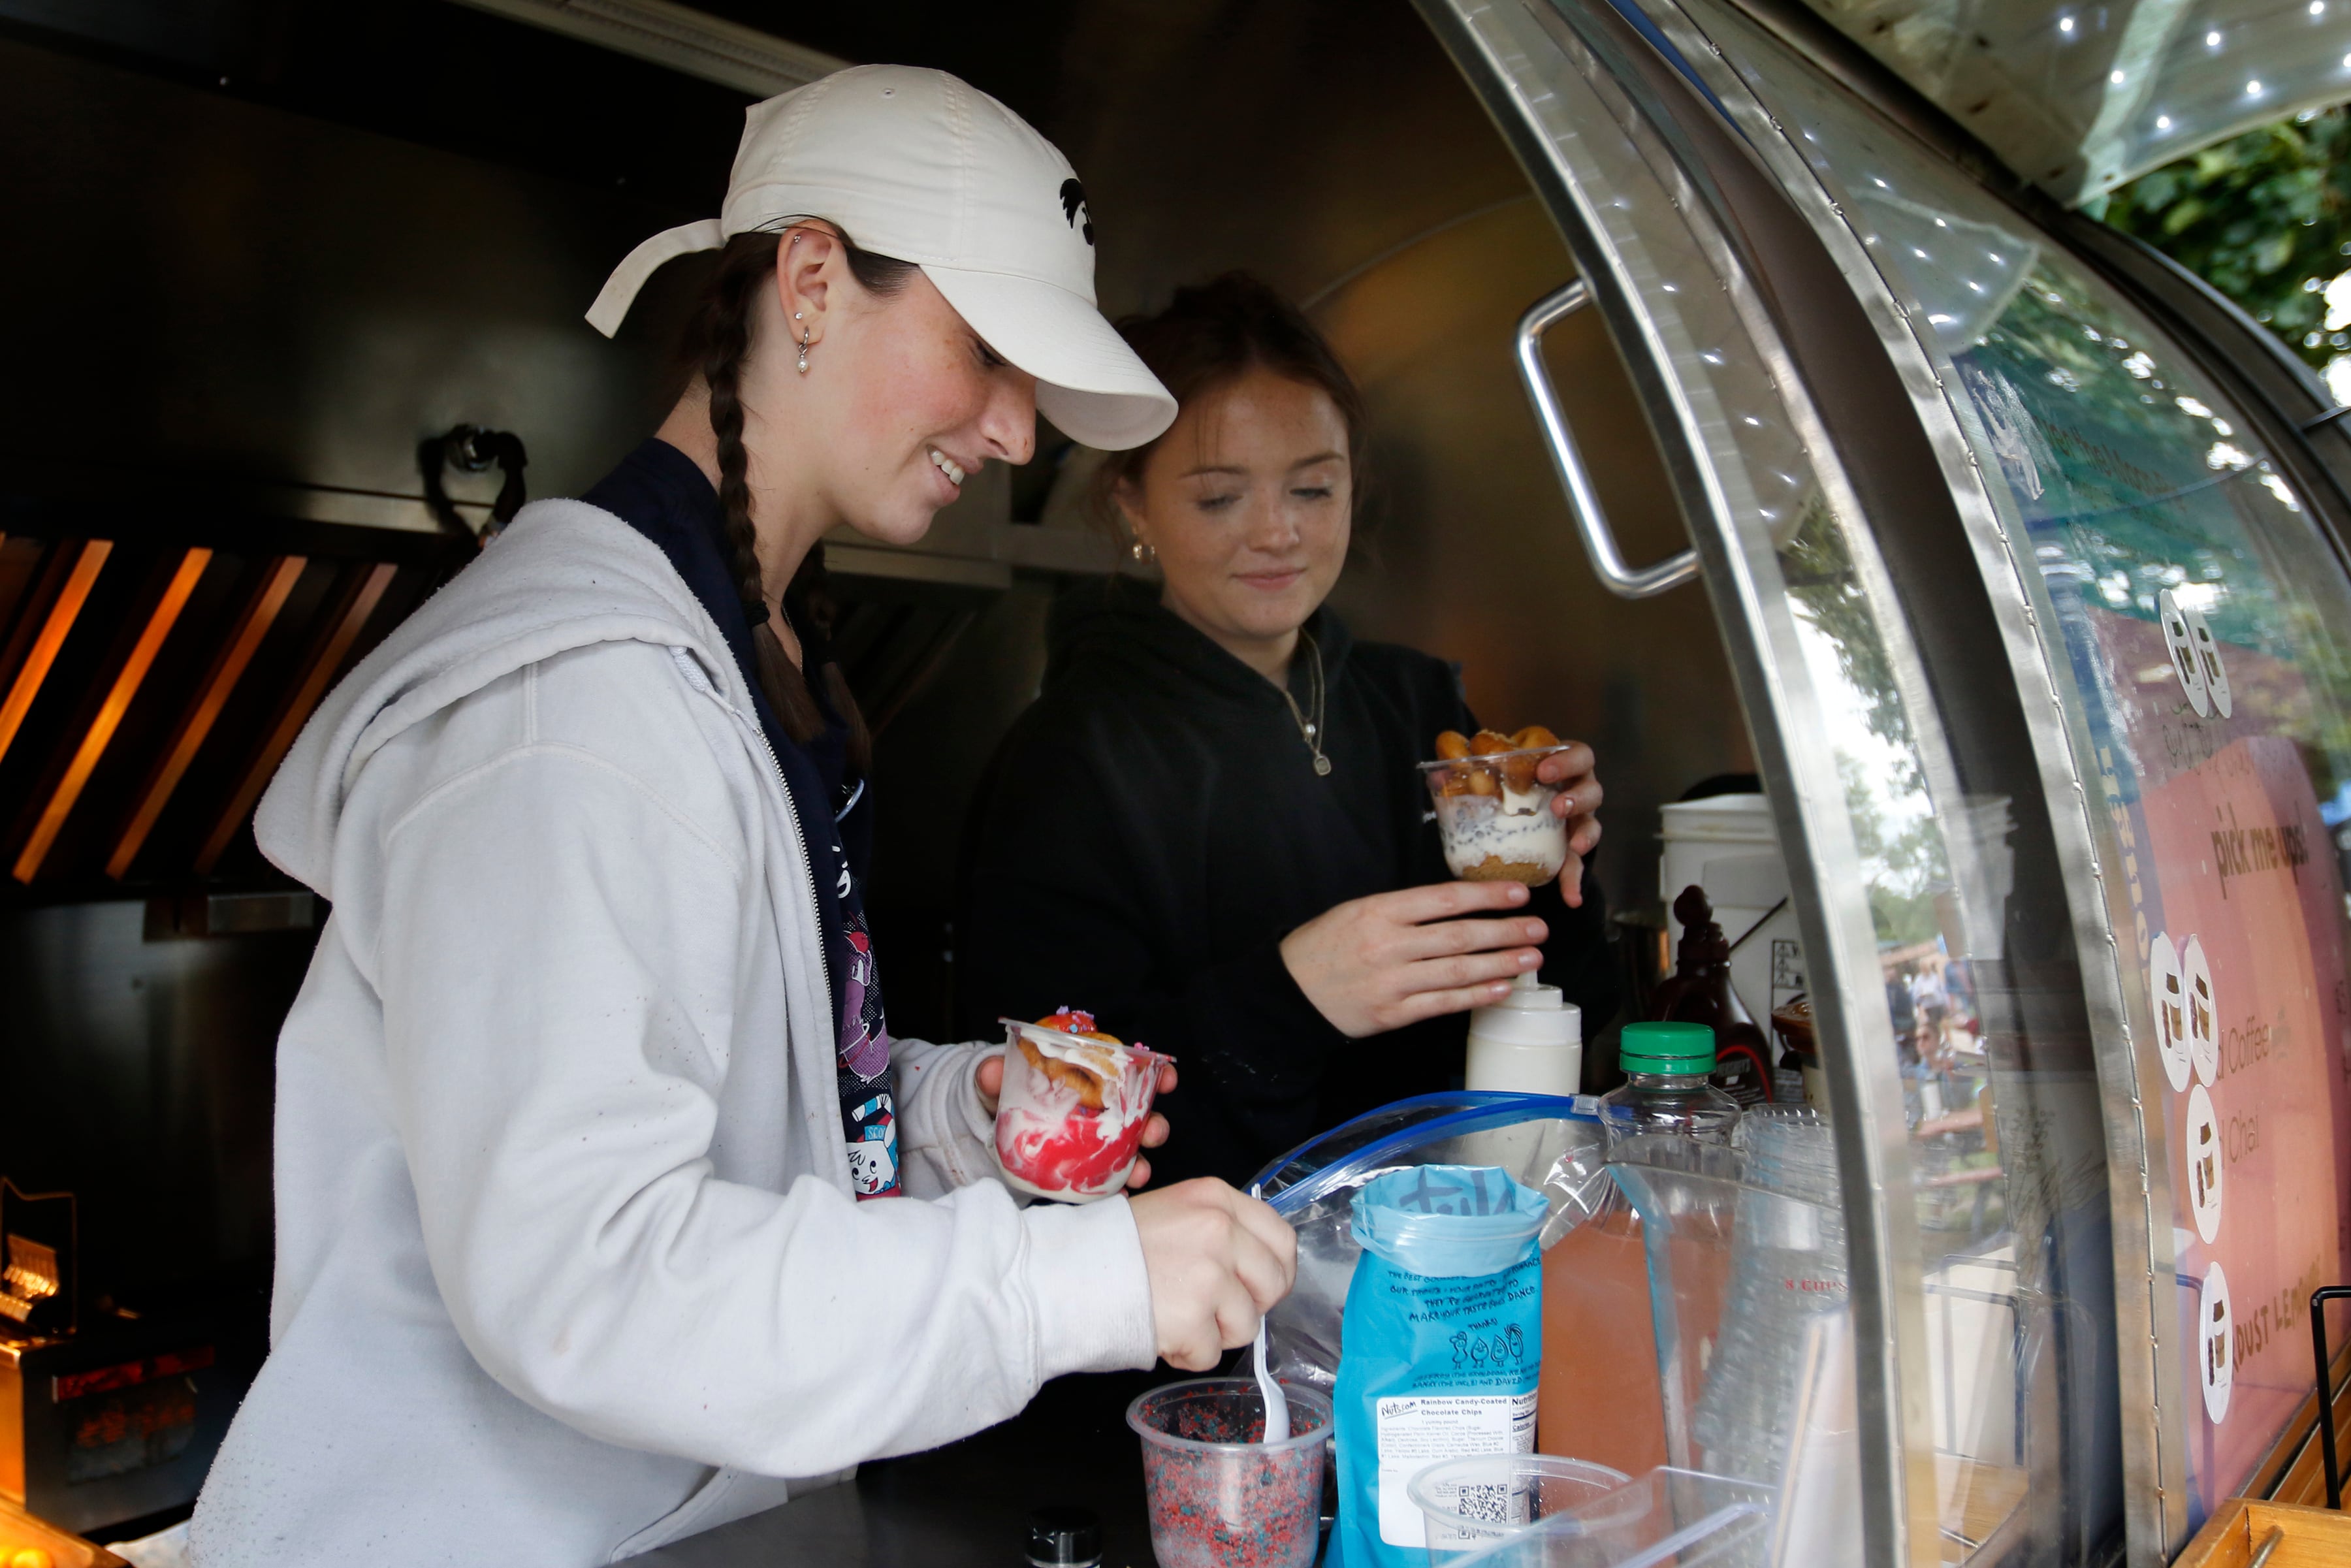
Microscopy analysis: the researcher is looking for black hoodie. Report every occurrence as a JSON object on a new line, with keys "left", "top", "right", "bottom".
{"left": 958, "top": 577, "right": 1618, "bottom": 1187}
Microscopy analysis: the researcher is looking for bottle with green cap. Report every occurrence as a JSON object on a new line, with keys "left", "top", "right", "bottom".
{"left": 1597, "top": 1021, "right": 1742, "bottom": 1170}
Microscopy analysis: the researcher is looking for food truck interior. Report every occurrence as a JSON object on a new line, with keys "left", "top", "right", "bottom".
{"left": 6, "top": 0, "right": 2351, "bottom": 1562}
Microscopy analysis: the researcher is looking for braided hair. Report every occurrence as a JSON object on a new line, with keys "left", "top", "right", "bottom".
{"left": 680, "top": 227, "right": 914, "bottom": 768}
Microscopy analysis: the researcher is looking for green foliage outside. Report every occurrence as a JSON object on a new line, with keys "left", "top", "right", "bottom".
{"left": 2102, "top": 107, "right": 2351, "bottom": 371}
{"left": 1838, "top": 754, "right": 1945, "bottom": 948}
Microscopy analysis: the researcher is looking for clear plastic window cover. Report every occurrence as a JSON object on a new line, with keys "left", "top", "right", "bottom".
{"left": 1638, "top": 0, "right": 2351, "bottom": 1537}
{"left": 1462, "top": 0, "right": 2106, "bottom": 1558}
{"left": 1783, "top": 0, "right": 2351, "bottom": 203}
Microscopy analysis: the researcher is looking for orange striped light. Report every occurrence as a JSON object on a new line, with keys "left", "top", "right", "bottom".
{"left": 108, "top": 554, "right": 308, "bottom": 880}
{"left": 15, "top": 548, "right": 213, "bottom": 883}
{"left": 196, "top": 561, "right": 396, "bottom": 873}
{"left": 0, "top": 539, "right": 112, "bottom": 771}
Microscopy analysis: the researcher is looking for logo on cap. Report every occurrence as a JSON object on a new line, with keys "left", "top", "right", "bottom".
{"left": 1059, "top": 179, "right": 1093, "bottom": 246}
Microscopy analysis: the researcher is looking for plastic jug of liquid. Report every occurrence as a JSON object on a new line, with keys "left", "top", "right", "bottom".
{"left": 1537, "top": 1024, "right": 1738, "bottom": 1472}
{"left": 1463, "top": 974, "right": 1582, "bottom": 1096}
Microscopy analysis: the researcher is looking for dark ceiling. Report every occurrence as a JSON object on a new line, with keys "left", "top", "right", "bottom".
{"left": 0, "top": 1, "right": 1404, "bottom": 227}
{"left": 0, "top": 0, "right": 1519, "bottom": 315}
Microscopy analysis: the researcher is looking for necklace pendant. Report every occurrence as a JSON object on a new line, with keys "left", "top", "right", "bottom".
{"left": 1313, "top": 754, "right": 1333, "bottom": 776}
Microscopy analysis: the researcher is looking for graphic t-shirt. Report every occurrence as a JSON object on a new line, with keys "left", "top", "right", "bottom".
{"left": 583, "top": 438, "right": 899, "bottom": 1196}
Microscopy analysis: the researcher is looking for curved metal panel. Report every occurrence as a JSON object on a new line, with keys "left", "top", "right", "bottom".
{"left": 1620, "top": 5, "right": 2176, "bottom": 1555}
{"left": 1640, "top": 0, "right": 2351, "bottom": 1552}
{"left": 1414, "top": 1, "right": 1960, "bottom": 1558}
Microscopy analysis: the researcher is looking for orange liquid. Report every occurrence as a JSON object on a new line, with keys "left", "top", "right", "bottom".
{"left": 1537, "top": 1204, "right": 1669, "bottom": 1475}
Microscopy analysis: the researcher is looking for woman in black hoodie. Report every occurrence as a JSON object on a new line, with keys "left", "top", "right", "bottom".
{"left": 960, "top": 274, "right": 1616, "bottom": 1186}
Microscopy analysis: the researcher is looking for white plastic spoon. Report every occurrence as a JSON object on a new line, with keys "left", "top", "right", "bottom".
{"left": 1249, "top": 1183, "right": 1290, "bottom": 1444}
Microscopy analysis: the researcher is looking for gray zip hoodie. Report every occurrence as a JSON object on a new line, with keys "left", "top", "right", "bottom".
{"left": 189, "top": 502, "right": 1155, "bottom": 1566}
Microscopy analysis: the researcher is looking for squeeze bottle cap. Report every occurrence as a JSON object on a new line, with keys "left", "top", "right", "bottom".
{"left": 1620, "top": 1020, "right": 1716, "bottom": 1074}
{"left": 1467, "top": 977, "right": 1580, "bottom": 1048}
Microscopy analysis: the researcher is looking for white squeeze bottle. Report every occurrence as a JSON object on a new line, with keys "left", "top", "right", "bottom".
{"left": 1463, "top": 974, "right": 1582, "bottom": 1096}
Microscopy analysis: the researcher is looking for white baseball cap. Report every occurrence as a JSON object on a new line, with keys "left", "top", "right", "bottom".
{"left": 586, "top": 64, "right": 1176, "bottom": 452}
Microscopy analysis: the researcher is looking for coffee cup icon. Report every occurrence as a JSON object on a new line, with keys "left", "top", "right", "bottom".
{"left": 2181, "top": 604, "right": 2232, "bottom": 719}
{"left": 2200, "top": 1262, "right": 2233, "bottom": 1423}
{"left": 2160, "top": 590, "right": 2211, "bottom": 718}
{"left": 2183, "top": 936, "right": 2218, "bottom": 1087}
{"left": 2149, "top": 933, "right": 2190, "bottom": 1093}
{"left": 2187, "top": 1083, "right": 2222, "bottom": 1244}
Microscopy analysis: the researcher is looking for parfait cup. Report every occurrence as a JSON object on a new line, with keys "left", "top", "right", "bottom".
{"left": 993, "top": 1017, "right": 1170, "bottom": 1202}
{"left": 1418, "top": 745, "right": 1575, "bottom": 885}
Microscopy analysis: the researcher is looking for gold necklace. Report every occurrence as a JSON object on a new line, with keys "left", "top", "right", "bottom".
{"left": 1278, "top": 632, "right": 1332, "bottom": 776}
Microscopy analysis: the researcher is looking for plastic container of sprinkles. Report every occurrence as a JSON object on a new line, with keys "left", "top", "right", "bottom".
{"left": 1126, "top": 1377, "right": 1332, "bottom": 1568}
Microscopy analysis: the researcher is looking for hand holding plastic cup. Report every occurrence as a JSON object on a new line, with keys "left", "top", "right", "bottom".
{"left": 993, "top": 1014, "right": 1171, "bottom": 1202}
{"left": 1420, "top": 730, "right": 1575, "bottom": 885}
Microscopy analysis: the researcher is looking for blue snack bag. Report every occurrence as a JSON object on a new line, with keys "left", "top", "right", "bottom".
{"left": 1331, "top": 1164, "right": 1547, "bottom": 1567}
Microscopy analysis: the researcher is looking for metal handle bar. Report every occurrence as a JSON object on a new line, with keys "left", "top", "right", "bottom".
{"left": 1514, "top": 280, "right": 1701, "bottom": 598}
{"left": 2313, "top": 1283, "right": 2351, "bottom": 1509}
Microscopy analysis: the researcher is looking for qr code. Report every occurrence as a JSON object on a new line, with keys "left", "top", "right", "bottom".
{"left": 1452, "top": 1482, "right": 1513, "bottom": 1524}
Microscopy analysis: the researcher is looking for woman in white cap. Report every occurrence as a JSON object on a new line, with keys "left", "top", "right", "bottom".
{"left": 190, "top": 66, "right": 1293, "bottom": 1566}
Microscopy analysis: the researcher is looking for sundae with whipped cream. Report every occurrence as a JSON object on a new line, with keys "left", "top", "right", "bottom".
{"left": 1420, "top": 726, "right": 1573, "bottom": 884}
{"left": 994, "top": 1009, "right": 1170, "bottom": 1202}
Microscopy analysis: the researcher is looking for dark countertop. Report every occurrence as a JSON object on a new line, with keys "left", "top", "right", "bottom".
{"left": 638, "top": 1369, "right": 1173, "bottom": 1568}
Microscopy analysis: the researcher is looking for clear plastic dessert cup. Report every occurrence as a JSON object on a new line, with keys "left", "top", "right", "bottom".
{"left": 1404, "top": 1453, "right": 1639, "bottom": 1562}
{"left": 1419, "top": 746, "right": 1573, "bottom": 884}
{"left": 993, "top": 1017, "right": 1170, "bottom": 1203}
{"left": 1127, "top": 1377, "right": 1332, "bottom": 1568}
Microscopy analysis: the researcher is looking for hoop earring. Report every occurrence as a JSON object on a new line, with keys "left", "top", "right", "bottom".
{"left": 797, "top": 328, "right": 811, "bottom": 375}
{"left": 1130, "top": 538, "right": 1156, "bottom": 564}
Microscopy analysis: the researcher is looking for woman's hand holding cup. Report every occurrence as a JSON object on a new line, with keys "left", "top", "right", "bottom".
{"left": 1536, "top": 740, "right": 1604, "bottom": 906}
{"left": 1280, "top": 882, "right": 1548, "bottom": 1038}
{"left": 977, "top": 1049, "right": 1177, "bottom": 1191}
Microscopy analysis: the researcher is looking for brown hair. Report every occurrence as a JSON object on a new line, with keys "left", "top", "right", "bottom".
{"left": 1093, "top": 272, "right": 1369, "bottom": 525}
{"left": 677, "top": 225, "right": 916, "bottom": 768}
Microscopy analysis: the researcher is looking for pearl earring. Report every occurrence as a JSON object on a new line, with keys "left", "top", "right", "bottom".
{"left": 797, "top": 328, "right": 810, "bottom": 375}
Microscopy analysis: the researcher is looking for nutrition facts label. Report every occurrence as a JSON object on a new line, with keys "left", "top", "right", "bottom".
{"left": 1374, "top": 1392, "right": 1537, "bottom": 1547}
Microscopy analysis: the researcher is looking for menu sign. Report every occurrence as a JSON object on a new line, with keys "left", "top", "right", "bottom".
{"left": 2088, "top": 615, "right": 2347, "bottom": 1472}
{"left": 1948, "top": 256, "right": 2351, "bottom": 1525}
